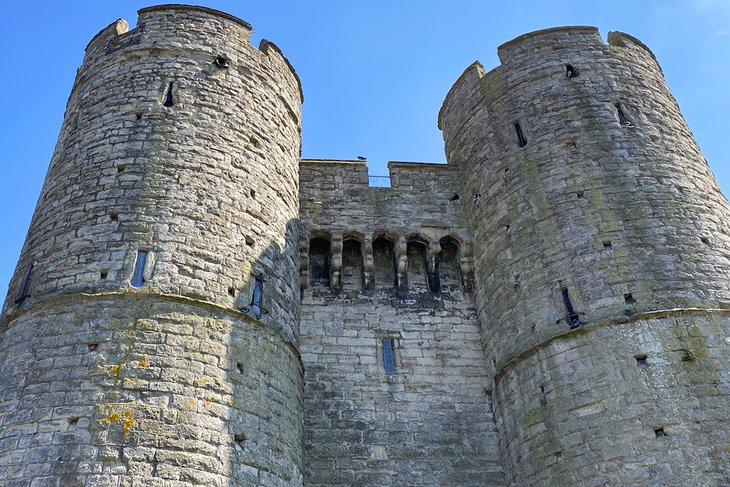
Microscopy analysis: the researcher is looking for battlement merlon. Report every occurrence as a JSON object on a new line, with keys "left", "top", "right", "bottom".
{"left": 438, "top": 26, "right": 662, "bottom": 136}
{"left": 79, "top": 4, "right": 302, "bottom": 103}
{"left": 300, "top": 159, "right": 454, "bottom": 191}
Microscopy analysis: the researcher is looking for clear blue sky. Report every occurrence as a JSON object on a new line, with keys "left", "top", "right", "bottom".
{"left": 1, "top": 1, "right": 728, "bottom": 295}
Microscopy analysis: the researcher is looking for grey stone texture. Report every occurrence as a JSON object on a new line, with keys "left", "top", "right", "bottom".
{"left": 2, "top": 8, "right": 729, "bottom": 487}
{"left": 440, "top": 26, "right": 730, "bottom": 486}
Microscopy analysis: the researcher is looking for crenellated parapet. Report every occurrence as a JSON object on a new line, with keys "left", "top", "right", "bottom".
{"left": 299, "top": 158, "right": 475, "bottom": 297}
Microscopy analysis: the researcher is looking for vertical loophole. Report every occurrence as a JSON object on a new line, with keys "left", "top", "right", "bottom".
{"left": 131, "top": 251, "right": 148, "bottom": 288}
{"left": 100, "top": 268, "right": 108, "bottom": 280}
{"left": 514, "top": 122, "right": 527, "bottom": 147}
{"left": 162, "top": 82, "right": 175, "bottom": 107}
{"left": 251, "top": 276, "right": 263, "bottom": 318}
{"left": 561, "top": 287, "right": 581, "bottom": 328}
{"left": 616, "top": 103, "right": 633, "bottom": 126}
{"left": 15, "top": 263, "right": 33, "bottom": 305}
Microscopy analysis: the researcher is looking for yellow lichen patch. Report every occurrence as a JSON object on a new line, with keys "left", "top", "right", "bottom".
{"left": 108, "top": 364, "right": 123, "bottom": 377}
{"left": 138, "top": 355, "right": 150, "bottom": 368}
{"left": 204, "top": 399, "right": 211, "bottom": 407}
{"left": 105, "top": 412, "right": 121, "bottom": 424}
{"left": 183, "top": 399, "right": 197, "bottom": 409}
{"left": 122, "top": 410, "right": 135, "bottom": 437}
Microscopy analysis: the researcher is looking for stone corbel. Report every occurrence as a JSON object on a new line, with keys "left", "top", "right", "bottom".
{"left": 363, "top": 235, "right": 374, "bottom": 289}
{"left": 428, "top": 239, "right": 441, "bottom": 274}
{"left": 395, "top": 236, "right": 408, "bottom": 291}
{"left": 330, "top": 234, "right": 343, "bottom": 290}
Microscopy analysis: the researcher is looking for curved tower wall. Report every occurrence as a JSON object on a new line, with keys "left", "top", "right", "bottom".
{"left": 0, "top": 6, "right": 303, "bottom": 486}
{"left": 440, "top": 27, "right": 730, "bottom": 485}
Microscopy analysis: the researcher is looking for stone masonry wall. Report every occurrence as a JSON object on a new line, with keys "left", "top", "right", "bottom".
{"left": 3, "top": 6, "right": 303, "bottom": 342}
{"left": 298, "top": 160, "right": 505, "bottom": 485}
{"left": 0, "top": 294, "right": 302, "bottom": 486}
{"left": 439, "top": 26, "right": 730, "bottom": 485}
{"left": 0, "top": 6, "right": 304, "bottom": 486}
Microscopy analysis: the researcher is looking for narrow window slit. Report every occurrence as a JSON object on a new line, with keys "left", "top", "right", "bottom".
{"left": 250, "top": 189, "right": 256, "bottom": 199}
{"left": 162, "top": 82, "right": 175, "bottom": 108}
{"left": 624, "top": 293, "right": 636, "bottom": 306}
{"left": 382, "top": 338, "right": 396, "bottom": 375}
{"left": 236, "top": 362, "right": 244, "bottom": 374}
{"left": 616, "top": 103, "right": 633, "bottom": 126}
{"left": 561, "top": 287, "right": 582, "bottom": 328}
{"left": 15, "top": 263, "right": 33, "bottom": 305}
{"left": 131, "top": 251, "right": 148, "bottom": 288}
{"left": 251, "top": 276, "right": 263, "bottom": 318}
{"left": 227, "top": 286, "right": 236, "bottom": 297}
{"left": 514, "top": 122, "right": 527, "bottom": 147}
{"left": 634, "top": 354, "right": 648, "bottom": 367}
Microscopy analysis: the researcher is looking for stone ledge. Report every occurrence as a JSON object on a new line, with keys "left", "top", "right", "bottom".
{"left": 494, "top": 306, "right": 730, "bottom": 382}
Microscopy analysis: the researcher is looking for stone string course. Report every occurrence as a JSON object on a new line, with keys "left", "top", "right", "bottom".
{"left": 2, "top": 6, "right": 730, "bottom": 487}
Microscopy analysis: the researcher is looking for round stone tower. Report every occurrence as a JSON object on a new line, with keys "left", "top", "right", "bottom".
{"left": 440, "top": 27, "right": 730, "bottom": 485}
{"left": 0, "top": 6, "right": 303, "bottom": 486}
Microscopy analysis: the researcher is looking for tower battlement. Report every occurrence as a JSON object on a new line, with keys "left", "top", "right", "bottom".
{"left": 3, "top": 10, "right": 730, "bottom": 487}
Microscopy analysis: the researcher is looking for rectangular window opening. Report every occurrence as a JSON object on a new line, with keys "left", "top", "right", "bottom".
{"left": 382, "top": 338, "right": 396, "bottom": 375}
{"left": 131, "top": 251, "right": 148, "bottom": 288}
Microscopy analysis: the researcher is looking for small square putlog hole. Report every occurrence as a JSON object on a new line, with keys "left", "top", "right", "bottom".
{"left": 634, "top": 354, "right": 648, "bottom": 367}
{"left": 100, "top": 269, "right": 109, "bottom": 280}
{"left": 228, "top": 287, "right": 236, "bottom": 297}
{"left": 654, "top": 428, "right": 666, "bottom": 438}
{"left": 117, "top": 164, "right": 126, "bottom": 173}
{"left": 602, "top": 240, "right": 612, "bottom": 249}
{"left": 624, "top": 293, "right": 636, "bottom": 306}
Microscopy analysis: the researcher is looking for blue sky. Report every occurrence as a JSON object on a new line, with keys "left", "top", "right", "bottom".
{"left": 1, "top": 1, "right": 728, "bottom": 294}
